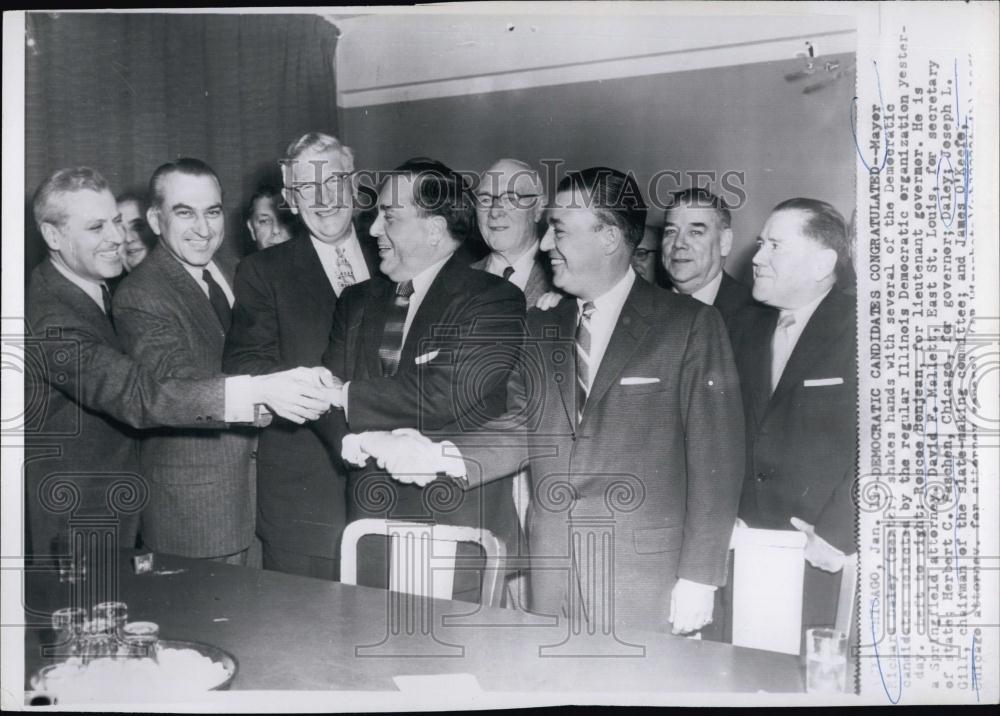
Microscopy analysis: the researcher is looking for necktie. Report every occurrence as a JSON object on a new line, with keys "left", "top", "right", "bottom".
{"left": 334, "top": 245, "right": 357, "bottom": 292}
{"left": 202, "top": 269, "right": 232, "bottom": 332}
{"left": 575, "top": 301, "right": 596, "bottom": 424}
{"left": 502, "top": 265, "right": 515, "bottom": 281}
{"left": 770, "top": 312, "right": 797, "bottom": 393}
{"left": 100, "top": 284, "right": 114, "bottom": 324}
{"left": 378, "top": 280, "right": 415, "bottom": 377}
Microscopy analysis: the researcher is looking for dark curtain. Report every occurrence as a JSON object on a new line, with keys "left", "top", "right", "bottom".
{"left": 24, "top": 12, "right": 340, "bottom": 271}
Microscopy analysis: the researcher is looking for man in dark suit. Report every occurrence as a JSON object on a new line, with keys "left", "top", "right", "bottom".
{"left": 24, "top": 167, "right": 336, "bottom": 562}
{"left": 319, "top": 159, "right": 526, "bottom": 599}
{"left": 730, "top": 197, "right": 857, "bottom": 632}
{"left": 661, "top": 187, "right": 754, "bottom": 323}
{"left": 114, "top": 158, "right": 297, "bottom": 565}
{"left": 224, "top": 132, "right": 381, "bottom": 580}
{"left": 352, "top": 168, "right": 745, "bottom": 634}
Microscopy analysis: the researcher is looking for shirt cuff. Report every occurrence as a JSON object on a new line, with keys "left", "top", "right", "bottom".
{"left": 676, "top": 577, "right": 718, "bottom": 593}
{"left": 224, "top": 375, "right": 256, "bottom": 423}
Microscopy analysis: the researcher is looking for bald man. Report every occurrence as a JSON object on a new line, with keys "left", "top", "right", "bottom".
{"left": 471, "top": 159, "right": 554, "bottom": 307}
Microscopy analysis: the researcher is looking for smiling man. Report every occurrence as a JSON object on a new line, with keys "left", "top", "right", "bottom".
{"left": 224, "top": 133, "right": 381, "bottom": 580}
{"left": 317, "top": 158, "right": 525, "bottom": 600}
{"left": 730, "top": 197, "right": 858, "bottom": 635}
{"left": 116, "top": 192, "right": 157, "bottom": 272}
{"left": 662, "top": 188, "right": 753, "bottom": 323}
{"left": 114, "top": 158, "right": 260, "bottom": 564}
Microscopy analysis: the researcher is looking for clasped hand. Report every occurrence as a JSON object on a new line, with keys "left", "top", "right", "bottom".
{"left": 253, "top": 366, "right": 342, "bottom": 424}
{"left": 342, "top": 429, "right": 464, "bottom": 486}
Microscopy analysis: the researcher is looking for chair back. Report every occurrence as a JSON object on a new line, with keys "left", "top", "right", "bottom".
{"left": 340, "top": 518, "right": 507, "bottom": 607}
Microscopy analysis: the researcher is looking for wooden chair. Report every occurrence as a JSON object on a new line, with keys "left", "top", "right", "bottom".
{"left": 340, "top": 519, "right": 507, "bottom": 607}
{"left": 729, "top": 525, "right": 858, "bottom": 654}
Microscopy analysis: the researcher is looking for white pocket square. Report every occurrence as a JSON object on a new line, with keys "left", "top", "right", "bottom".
{"left": 620, "top": 377, "right": 660, "bottom": 385}
{"left": 803, "top": 377, "right": 844, "bottom": 387}
{"left": 414, "top": 350, "right": 440, "bottom": 365}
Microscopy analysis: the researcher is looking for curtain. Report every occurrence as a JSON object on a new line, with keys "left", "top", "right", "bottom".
{"left": 24, "top": 12, "right": 340, "bottom": 270}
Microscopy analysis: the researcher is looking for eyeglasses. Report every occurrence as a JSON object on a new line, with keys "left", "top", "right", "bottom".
{"left": 632, "top": 248, "right": 659, "bottom": 261}
{"left": 290, "top": 172, "right": 355, "bottom": 204}
{"left": 473, "top": 191, "right": 541, "bottom": 210}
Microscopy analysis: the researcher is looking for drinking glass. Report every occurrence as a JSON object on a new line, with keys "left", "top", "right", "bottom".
{"left": 806, "top": 627, "right": 848, "bottom": 693}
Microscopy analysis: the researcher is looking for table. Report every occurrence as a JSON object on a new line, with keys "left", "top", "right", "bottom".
{"left": 24, "top": 552, "right": 804, "bottom": 694}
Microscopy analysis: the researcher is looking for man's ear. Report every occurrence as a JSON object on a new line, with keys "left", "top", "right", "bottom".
{"left": 719, "top": 227, "right": 734, "bottom": 258}
{"left": 146, "top": 206, "right": 163, "bottom": 237}
{"left": 246, "top": 219, "right": 255, "bottom": 239}
{"left": 600, "top": 224, "right": 625, "bottom": 255}
{"left": 40, "top": 222, "right": 62, "bottom": 253}
{"left": 812, "top": 246, "right": 838, "bottom": 281}
{"left": 532, "top": 195, "right": 546, "bottom": 223}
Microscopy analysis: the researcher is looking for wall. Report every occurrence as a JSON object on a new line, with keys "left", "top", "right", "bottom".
{"left": 338, "top": 52, "right": 857, "bottom": 282}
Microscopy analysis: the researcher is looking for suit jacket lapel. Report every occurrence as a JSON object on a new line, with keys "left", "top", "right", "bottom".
{"left": 399, "top": 254, "right": 463, "bottom": 367}
{"left": 582, "top": 279, "right": 652, "bottom": 425}
{"left": 745, "top": 308, "right": 777, "bottom": 428}
{"left": 151, "top": 246, "right": 223, "bottom": 338}
{"left": 767, "top": 290, "right": 849, "bottom": 414}
{"left": 293, "top": 236, "right": 337, "bottom": 314}
{"left": 359, "top": 278, "right": 392, "bottom": 379}
{"left": 545, "top": 298, "right": 580, "bottom": 434}
{"left": 42, "top": 260, "right": 120, "bottom": 348}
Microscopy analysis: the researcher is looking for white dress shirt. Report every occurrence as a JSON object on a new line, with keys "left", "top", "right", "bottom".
{"left": 576, "top": 268, "right": 636, "bottom": 392}
{"left": 50, "top": 258, "right": 109, "bottom": 313}
{"left": 182, "top": 260, "right": 235, "bottom": 306}
{"left": 310, "top": 226, "right": 371, "bottom": 297}
{"left": 484, "top": 241, "right": 539, "bottom": 293}
{"left": 771, "top": 287, "right": 832, "bottom": 388}
{"left": 401, "top": 254, "right": 451, "bottom": 347}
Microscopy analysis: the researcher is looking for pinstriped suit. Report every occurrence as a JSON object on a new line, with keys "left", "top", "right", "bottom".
{"left": 114, "top": 245, "right": 256, "bottom": 558}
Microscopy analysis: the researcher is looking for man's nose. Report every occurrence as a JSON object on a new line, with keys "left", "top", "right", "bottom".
{"left": 752, "top": 244, "right": 767, "bottom": 265}
{"left": 540, "top": 227, "right": 554, "bottom": 251}
{"left": 370, "top": 213, "right": 384, "bottom": 237}
{"left": 192, "top": 213, "right": 211, "bottom": 237}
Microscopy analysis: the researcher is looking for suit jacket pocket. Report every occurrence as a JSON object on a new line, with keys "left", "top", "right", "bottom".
{"left": 617, "top": 382, "right": 669, "bottom": 397}
{"left": 633, "top": 525, "right": 682, "bottom": 554}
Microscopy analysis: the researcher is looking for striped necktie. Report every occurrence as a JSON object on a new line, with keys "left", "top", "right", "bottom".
{"left": 378, "top": 280, "right": 415, "bottom": 377}
{"left": 770, "top": 312, "right": 797, "bottom": 393}
{"left": 100, "top": 284, "right": 114, "bottom": 324}
{"left": 202, "top": 269, "right": 232, "bottom": 333}
{"left": 575, "top": 301, "right": 596, "bottom": 425}
{"left": 334, "top": 245, "right": 357, "bottom": 293}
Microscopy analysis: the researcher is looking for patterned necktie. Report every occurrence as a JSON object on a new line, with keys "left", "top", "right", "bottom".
{"left": 202, "top": 269, "right": 232, "bottom": 333}
{"left": 378, "top": 280, "right": 415, "bottom": 377}
{"left": 502, "top": 265, "right": 515, "bottom": 281}
{"left": 334, "top": 245, "right": 357, "bottom": 293}
{"left": 770, "top": 312, "right": 797, "bottom": 394}
{"left": 575, "top": 301, "right": 596, "bottom": 424}
{"left": 100, "top": 284, "right": 114, "bottom": 324}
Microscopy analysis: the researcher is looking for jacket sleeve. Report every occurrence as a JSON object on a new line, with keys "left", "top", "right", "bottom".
{"left": 28, "top": 296, "right": 226, "bottom": 429}
{"left": 677, "top": 305, "right": 746, "bottom": 587}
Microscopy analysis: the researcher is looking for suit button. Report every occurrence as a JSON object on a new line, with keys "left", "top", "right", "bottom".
{"left": 251, "top": 450, "right": 258, "bottom": 460}
{"left": 756, "top": 472, "right": 768, "bottom": 482}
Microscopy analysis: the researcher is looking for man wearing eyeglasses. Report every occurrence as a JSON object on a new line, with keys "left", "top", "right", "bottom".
{"left": 662, "top": 188, "right": 754, "bottom": 324}
{"left": 223, "top": 132, "right": 381, "bottom": 580}
{"left": 471, "top": 159, "right": 554, "bottom": 307}
{"left": 631, "top": 224, "right": 662, "bottom": 285}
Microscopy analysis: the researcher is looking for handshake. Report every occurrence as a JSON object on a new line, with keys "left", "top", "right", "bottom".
{"left": 341, "top": 429, "right": 467, "bottom": 487}
{"left": 248, "top": 366, "right": 347, "bottom": 424}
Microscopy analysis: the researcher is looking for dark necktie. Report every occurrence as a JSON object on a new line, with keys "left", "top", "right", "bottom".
{"left": 202, "top": 269, "right": 232, "bottom": 332}
{"left": 100, "top": 284, "right": 114, "bottom": 325}
{"left": 378, "top": 280, "right": 415, "bottom": 377}
{"left": 502, "top": 265, "right": 515, "bottom": 281}
{"left": 575, "top": 301, "right": 596, "bottom": 425}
